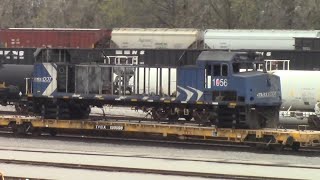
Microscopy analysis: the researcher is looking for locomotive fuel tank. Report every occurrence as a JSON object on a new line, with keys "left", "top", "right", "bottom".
{"left": 272, "top": 70, "right": 320, "bottom": 111}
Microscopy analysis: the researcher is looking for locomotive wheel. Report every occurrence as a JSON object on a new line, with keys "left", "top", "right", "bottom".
{"left": 151, "top": 108, "right": 168, "bottom": 122}
{"left": 183, "top": 115, "right": 193, "bottom": 121}
{"left": 193, "top": 109, "right": 210, "bottom": 125}
{"left": 265, "top": 107, "right": 280, "bottom": 128}
{"left": 168, "top": 113, "right": 179, "bottom": 123}
{"left": 254, "top": 107, "right": 279, "bottom": 128}
{"left": 247, "top": 109, "right": 263, "bottom": 129}
{"left": 57, "top": 101, "right": 70, "bottom": 119}
{"left": 69, "top": 103, "right": 90, "bottom": 119}
{"left": 15, "top": 104, "right": 28, "bottom": 114}
{"left": 291, "top": 142, "right": 300, "bottom": 151}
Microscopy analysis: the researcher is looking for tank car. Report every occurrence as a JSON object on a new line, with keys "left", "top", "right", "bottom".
{"left": 0, "top": 64, "right": 33, "bottom": 107}
{"left": 272, "top": 70, "right": 320, "bottom": 111}
{"left": 17, "top": 51, "right": 281, "bottom": 129}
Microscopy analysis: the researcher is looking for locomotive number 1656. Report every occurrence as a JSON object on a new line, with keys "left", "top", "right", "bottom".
{"left": 212, "top": 78, "right": 228, "bottom": 87}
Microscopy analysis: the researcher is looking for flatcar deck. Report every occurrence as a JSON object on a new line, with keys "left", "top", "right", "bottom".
{"left": 0, "top": 115, "right": 320, "bottom": 150}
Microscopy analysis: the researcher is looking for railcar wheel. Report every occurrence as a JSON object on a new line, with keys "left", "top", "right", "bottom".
{"left": 31, "top": 128, "right": 42, "bottom": 136}
{"left": 291, "top": 142, "right": 300, "bottom": 151}
{"left": 269, "top": 144, "right": 284, "bottom": 151}
{"left": 49, "top": 129, "right": 57, "bottom": 136}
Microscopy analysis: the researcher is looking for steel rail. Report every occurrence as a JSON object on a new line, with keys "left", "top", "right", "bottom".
{"left": 0, "top": 159, "right": 305, "bottom": 180}
{"left": 0, "top": 147, "right": 319, "bottom": 170}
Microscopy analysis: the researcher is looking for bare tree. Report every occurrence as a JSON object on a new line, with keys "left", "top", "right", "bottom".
{"left": 0, "top": 0, "right": 319, "bottom": 29}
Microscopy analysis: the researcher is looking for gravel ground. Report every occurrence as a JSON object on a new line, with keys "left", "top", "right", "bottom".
{"left": 0, "top": 149, "right": 319, "bottom": 180}
{"left": 0, "top": 137, "right": 319, "bottom": 180}
{"left": 0, "top": 164, "right": 211, "bottom": 180}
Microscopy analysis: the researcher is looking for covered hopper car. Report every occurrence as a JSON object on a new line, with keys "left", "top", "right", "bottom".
{"left": 2, "top": 28, "right": 320, "bottom": 50}
{"left": 203, "top": 29, "right": 320, "bottom": 50}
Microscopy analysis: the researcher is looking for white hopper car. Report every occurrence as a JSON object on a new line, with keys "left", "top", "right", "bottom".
{"left": 204, "top": 29, "right": 320, "bottom": 50}
{"left": 111, "top": 28, "right": 203, "bottom": 49}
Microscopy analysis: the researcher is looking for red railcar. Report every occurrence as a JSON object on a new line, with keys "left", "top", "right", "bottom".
{"left": 0, "top": 28, "right": 112, "bottom": 48}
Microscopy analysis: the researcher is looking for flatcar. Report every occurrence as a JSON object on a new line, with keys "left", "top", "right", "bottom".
{"left": 4, "top": 51, "right": 280, "bottom": 129}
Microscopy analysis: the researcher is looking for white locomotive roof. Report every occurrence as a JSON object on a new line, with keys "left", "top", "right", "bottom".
{"left": 111, "top": 28, "right": 203, "bottom": 49}
{"left": 197, "top": 51, "right": 241, "bottom": 62}
{"left": 204, "top": 29, "right": 320, "bottom": 39}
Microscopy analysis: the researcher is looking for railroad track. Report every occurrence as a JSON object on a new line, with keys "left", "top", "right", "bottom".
{"left": 0, "top": 130, "right": 319, "bottom": 157}
{"left": 0, "top": 148, "right": 316, "bottom": 180}
{"left": 0, "top": 160, "right": 305, "bottom": 180}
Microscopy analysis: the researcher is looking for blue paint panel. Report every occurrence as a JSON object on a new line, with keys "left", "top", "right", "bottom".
{"left": 177, "top": 67, "right": 204, "bottom": 102}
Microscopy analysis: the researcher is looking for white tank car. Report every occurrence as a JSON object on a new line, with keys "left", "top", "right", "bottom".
{"left": 272, "top": 70, "right": 320, "bottom": 111}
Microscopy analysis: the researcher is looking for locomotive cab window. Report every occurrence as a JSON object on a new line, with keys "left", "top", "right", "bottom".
{"left": 213, "top": 64, "right": 228, "bottom": 76}
{"left": 205, "top": 64, "right": 228, "bottom": 88}
{"left": 222, "top": 64, "right": 228, "bottom": 76}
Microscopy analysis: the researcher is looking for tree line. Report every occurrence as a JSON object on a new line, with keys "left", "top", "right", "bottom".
{"left": 1, "top": 0, "right": 320, "bottom": 29}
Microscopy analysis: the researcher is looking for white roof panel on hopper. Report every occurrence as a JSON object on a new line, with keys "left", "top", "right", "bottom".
{"left": 111, "top": 28, "right": 203, "bottom": 49}
{"left": 204, "top": 29, "right": 320, "bottom": 39}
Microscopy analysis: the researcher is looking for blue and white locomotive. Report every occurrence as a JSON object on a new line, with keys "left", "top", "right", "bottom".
{"left": 25, "top": 51, "right": 281, "bottom": 129}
